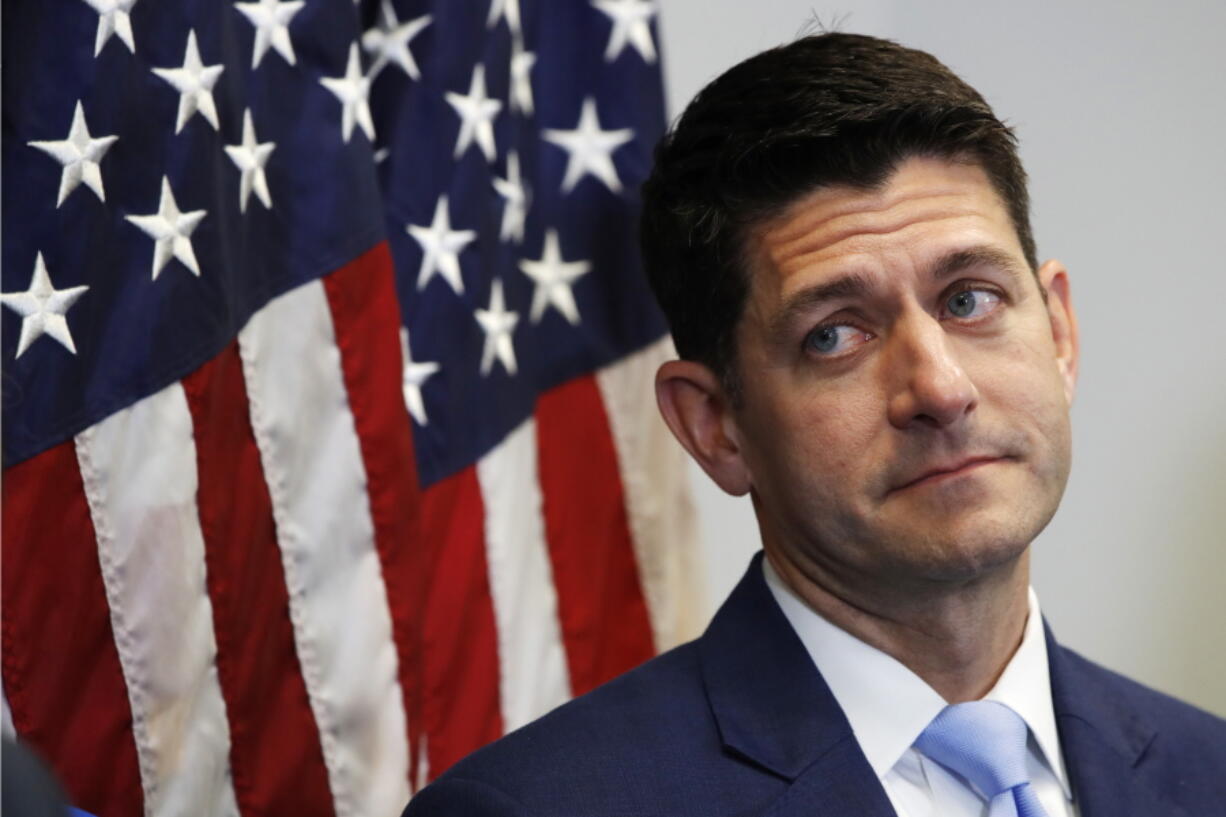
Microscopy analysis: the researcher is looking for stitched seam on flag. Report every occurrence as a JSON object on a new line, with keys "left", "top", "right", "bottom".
{"left": 74, "top": 428, "right": 160, "bottom": 814}
{"left": 480, "top": 443, "right": 519, "bottom": 734}
{"left": 237, "top": 278, "right": 412, "bottom": 817}
{"left": 595, "top": 337, "right": 704, "bottom": 653}
{"left": 182, "top": 344, "right": 340, "bottom": 817}
{"left": 597, "top": 349, "right": 663, "bottom": 653}
{"left": 321, "top": 254, "right": 420, "bottom": 799}
{"left": 534, "top": 375, "right": 656, "bottom": 695}
{"left": 477, "top": 419, "right": 573, "bottom": 732}
{"left": 236, "top": 334, "right": 352, "bottom": 817}
{"left": 414, "top": 466, "right": 505, "bottom": 783}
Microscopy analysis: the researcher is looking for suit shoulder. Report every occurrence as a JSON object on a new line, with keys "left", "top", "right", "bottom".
{"left": 413, "top": 641, "right": 716, "bottom": 810}
{"left": 404, "top": 776, "right": 529, "bottom": 817}
{"left": 1056, "top": 644, "right": 1226, "bottom": 746}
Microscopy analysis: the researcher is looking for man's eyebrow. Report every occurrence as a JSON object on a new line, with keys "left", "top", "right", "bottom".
{"left": 769, "top": 272, "right": 874, "bottom": 340}
{"left": 929, "top": 245, "right": 1029, "bottom": 283}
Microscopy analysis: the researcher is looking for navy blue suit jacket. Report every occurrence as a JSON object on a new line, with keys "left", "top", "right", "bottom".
{"left": 406, "top": 554, "right": 1226, "bottom": 816}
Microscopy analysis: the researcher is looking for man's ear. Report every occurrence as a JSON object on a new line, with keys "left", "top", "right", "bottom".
{"left": 655, "top": 360, "right": 753, "bottom": 496}
{"left": 1037, "top": 259, "right": 1079, "bottom": 404}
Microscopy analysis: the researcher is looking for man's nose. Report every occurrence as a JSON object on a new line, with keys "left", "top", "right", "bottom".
{"left": 885, "top": 313, "right": 978, "bottom": 430}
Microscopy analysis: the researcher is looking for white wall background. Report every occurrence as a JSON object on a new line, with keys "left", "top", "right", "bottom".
{"left": 656, "top": 0, "right": 1226, "bottom": 717}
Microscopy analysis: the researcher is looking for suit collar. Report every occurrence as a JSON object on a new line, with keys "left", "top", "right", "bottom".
{"left": 1046, "top": 621, "right": 1155, "bottom": 765}
{"left": 698, "top": 554, "right": 896, "bottom": 817}
{"left": 1047, "top": 623, "right": 1190, "bottom": 817}
{"left": 698, "top": 552, "right": 853, "bottom": 779}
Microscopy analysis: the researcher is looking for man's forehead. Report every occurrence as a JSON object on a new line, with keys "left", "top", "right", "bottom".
{"left": 745, "top": 158, "right": 1020, "bottom": 297}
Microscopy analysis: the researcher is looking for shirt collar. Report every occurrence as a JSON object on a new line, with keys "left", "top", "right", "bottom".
{"left": 983, "top": 585, "right": 1072, "bottom": 797}
{"left": 762, "top": 558, "right": 1071, "bottom": 797}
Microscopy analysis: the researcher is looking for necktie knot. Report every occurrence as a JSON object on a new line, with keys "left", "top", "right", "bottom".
{"left": 915, "top": 701, "right": 1044, "bottom": 813}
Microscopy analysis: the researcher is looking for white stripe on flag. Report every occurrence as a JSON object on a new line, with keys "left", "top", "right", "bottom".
{"left": 596, "top": 337, "right": 705, "bottom": 652}
{"left": 238, "top": 280, "right": 409, "bottom": 817}
{"left": 74, "top": 384, "right": 240, "bottom": 817}
{"left": 477, "top": 418, "right": 572, "bottom": 731}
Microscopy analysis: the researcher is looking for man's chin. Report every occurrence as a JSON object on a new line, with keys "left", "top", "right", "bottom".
{"left": 874, "top": 510, "right": 1037, "bottom": 585}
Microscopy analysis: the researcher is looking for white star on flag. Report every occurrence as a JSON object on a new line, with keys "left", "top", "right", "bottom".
{"left": 81, "top": 0, "right": 137, "bottom": 57}
{"left": 492, "top": 151, "right": 528, "bottom": 244}
{"left": 518, "top": 229, "right": 591, "bottom": 325}
{"left": 592, "top": 0, "right": 657, "bottom": 63}
{"left": 543, "top": 97, "right": 635, "bottom": 194}
{"left": 446, "top": 64, "right": 502, "bottom": 162}
{"left": 486, "top": 0, "right": 521, "bottom": 33}
{"left": 124, "top": 176, "right": 207, "bottom": 280}
{"left": 509, "top": 40, "right": 536, "bottom": 115}
{"left": 406, "top": 195, "right": 476, "bottom": 294}
{"left": 362, "top": 1, "right": 432, "bottom": 81}
{"left": 475, "top": 279, "right": 519, "bottom": 376}
{"left": 320, "top": 43, "right": 375, "bottom": 143}
{"left": 224, "top": 110, "right": 275, "bottom": 212}
{"left": 152, "top": 29, "right": 225, "bottom": 133}
{"left": 0, "top": 253, "right": 90, "bottom": 358}
{"left": 28, "top": 101, "right": 118, "bottom": 207}
{"left": 234, "top": 0, "right": 304, "bottom": 69}
{"left": 399, "top": 327, "right": 440, "bottom": 425}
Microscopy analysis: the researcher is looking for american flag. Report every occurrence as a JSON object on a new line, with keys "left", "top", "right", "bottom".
{"left": 1, "top": 1, "right": 703, "bottom": 814}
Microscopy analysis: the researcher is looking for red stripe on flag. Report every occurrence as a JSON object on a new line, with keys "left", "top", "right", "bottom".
{"left": 181, "top": 342, "right": 335, "bottom": 816}
{"left": 418, "top": 467, "right": 503, "bottom": 779}
{"left": 320, "top": 242, "right": 427, "bottom": 785}
{"left": 535, "top": 375, "right": 656, "bottom": 695}
{"left": 1, "top": 440, "right": 144, "bottom": 817}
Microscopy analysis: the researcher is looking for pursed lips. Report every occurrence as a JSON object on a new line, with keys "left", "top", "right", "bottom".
{"left": 889, "top": 455, "right": 1007, "bottom": 494}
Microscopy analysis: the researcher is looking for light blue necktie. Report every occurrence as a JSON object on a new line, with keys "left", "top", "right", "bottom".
{"left": 914, "top": 700, "right": 1051, "bottom": 817}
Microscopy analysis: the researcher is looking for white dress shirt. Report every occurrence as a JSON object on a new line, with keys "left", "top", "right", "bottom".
{"left": 762, "top": 559, "right": 1078, "bottom": 817}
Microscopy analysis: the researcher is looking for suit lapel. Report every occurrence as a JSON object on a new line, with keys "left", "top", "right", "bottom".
{"left": 754, "top": 743, "right": 898, "bottom": 817}
{"left": 699, "top": 554, "right": 897, "bottom": 817}
{"left": 1046, "top": 626, "right": 1191, "bottom": 817}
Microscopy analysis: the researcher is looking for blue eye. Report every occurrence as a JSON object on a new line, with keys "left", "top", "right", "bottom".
{"left": 944, "top": 289, "right": 1000, "bottom": 319}
{"left": 805, "top": 324, "right": 865, "bottom": 355}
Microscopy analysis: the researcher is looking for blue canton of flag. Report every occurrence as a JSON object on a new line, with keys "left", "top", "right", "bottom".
{"left": 2, "top": 0, "right": 669, "bottom": 480}
{"left": 370, "top": 0, "right": 668, "bottom": 485}
{"left": 3, "top": 0, "right": 385, "bottom": 465}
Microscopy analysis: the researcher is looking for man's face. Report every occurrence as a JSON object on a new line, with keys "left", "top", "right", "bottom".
{"left": 729, "top": 156, "right": 1078, "bottom": 589}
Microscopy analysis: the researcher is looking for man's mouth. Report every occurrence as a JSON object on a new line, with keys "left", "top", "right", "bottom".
{"left": 890, "top": 456, "right": 1008, "bottom": 493}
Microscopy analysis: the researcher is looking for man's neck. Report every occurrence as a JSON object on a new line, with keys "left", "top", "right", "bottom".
{"left": 765, "top": 546, "right": 1030, "bottom": 703}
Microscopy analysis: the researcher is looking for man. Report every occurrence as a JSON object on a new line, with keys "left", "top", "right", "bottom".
{"left": 406, "top": 32, "right": 1226, "bottom": 817}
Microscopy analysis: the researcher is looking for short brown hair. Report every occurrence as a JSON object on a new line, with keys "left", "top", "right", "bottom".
{"left": 640, "top": 33, "right": 1036, "bottom": 393}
